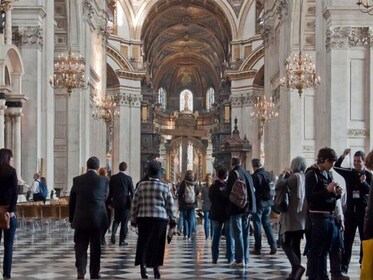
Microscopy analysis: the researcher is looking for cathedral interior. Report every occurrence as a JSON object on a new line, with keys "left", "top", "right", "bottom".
{"left": 0, "top": 1, "right": 370, "bottom": 279}
{"left": 0, "top": 0, "right": 371, "bottom": 194}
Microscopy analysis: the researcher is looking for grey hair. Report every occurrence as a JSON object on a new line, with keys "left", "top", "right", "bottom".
{"left": 290, "top": 156, "right": 307, "bottom": 173}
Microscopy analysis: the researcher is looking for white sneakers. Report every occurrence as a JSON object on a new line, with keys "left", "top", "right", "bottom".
{"left": 228, "top": 261, "right": 246, "bottom": 268}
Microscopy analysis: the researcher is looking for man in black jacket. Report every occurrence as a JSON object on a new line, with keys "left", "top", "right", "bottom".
{"left": 226, "top": 157, "right": 256, "bottom": 267}
{"left": 108, "top": 162, "right": 134, "bottom": 246}
{"left": 251, "top": 158, "right": 277, "bottom": 255}
{"left": 69, "top": 156, "right": 109, "bottom": 279}
{"left": 334, "top": 149, "right": 372, "bottom": 273}
{"left": 305, "top": 147, "right": 347, "bottom": 280}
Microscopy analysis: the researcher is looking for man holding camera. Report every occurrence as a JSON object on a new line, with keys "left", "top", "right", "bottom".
{"left": 334, "top": 149, "right": 372, "bottom": 274}
{"left": 305, "top": 147, "right": 346, "bottom": 280}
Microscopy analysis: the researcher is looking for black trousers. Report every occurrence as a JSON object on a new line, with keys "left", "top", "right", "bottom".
{"left": 112, "top": 207, "right": 130, "bottom": 243}
{"left": 282, "top": 230, "right": 304, "bottom": 271}
{"left": 74, "top": 229, "right": 101, "bottom": 278}
{"left": 135, "top": 218, "right": 168, "bottom": 267}
{"left": 342, "top": 211, "right": 365, "bottom": 270}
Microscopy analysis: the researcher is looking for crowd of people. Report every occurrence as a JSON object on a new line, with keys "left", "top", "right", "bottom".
{"left": 0, "top": 146, "right": 372, "bottom": 280}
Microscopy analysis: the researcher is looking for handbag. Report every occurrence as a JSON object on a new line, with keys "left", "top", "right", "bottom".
{"left": 0, "top": 206, "right": 10, "bottom": 230}
{"left": 361, "top": 239, "right": 373, "bottom": 280}
{"left": 273, "top": 180, "right": 290, "bottom": 213}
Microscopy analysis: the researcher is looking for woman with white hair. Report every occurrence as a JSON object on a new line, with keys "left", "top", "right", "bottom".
{"left": 276, "top": 156, "right": 308, "bottom": 280}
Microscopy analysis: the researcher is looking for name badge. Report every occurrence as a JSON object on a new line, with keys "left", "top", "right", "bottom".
{"left": 352, "top": 190, "right": 360, "bottom": 199}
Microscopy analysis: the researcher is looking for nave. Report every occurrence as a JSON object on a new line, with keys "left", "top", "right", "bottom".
{"left": 0, "top": 223, "right": 362, "bottom": 279}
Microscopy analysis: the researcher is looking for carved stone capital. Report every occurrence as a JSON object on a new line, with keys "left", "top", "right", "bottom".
{"left": 0, "top": 0, "right": 14, "bottom": 12}
{"left": 117, "top": 93, "right": 142, "bottom": 107}
{"left": 276, "top": 0, "right": 288, "bottom": 20}
{"left": 83, "top": 0, "right": 94, "bottom": 20}
{"left": 15, "top": 26, "right": 43, "bottom": 49}
{"left": 260, "top": 24, "right": 274, "bottom": 48}
{"left": 230, "top": 94, "right": 255, "bottom": 107}
{"left": 303, "top": 146, "right": 315, "bottom": 152}
{"left": 326, "top": 27, "right": 369, "bottom": 51}
{"left": 347, "top": 129, "right": 369, "bottom": 138}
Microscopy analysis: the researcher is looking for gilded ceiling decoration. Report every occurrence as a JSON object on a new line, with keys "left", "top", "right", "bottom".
{"left": 227, "top": 0, "right": 244, "bottom": 17}
{"left": 141, "top": 0, "right": 232, "bottom": 102}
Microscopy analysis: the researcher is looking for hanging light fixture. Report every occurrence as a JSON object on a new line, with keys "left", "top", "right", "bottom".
{"left": 92, "top": 93, "right": 120, "bottom": 124}
{"left": 356, "top": 0, "right": 373, "bottom": 14}
{"left": 280, "top": 0, "right": 320, "bottom": 97}
{"left": 251, "top": 96, "right": 278, "bottom": 137}
{"left": 49, "top": 49, "right": 87, "bottom": 95}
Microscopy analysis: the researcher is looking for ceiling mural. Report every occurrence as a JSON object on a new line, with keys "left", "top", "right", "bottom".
{"left": 227, "top": 0, "right": 244, "bottom": 17}
{"left": 141, "top": 0, "right": 232, "bottom": 104}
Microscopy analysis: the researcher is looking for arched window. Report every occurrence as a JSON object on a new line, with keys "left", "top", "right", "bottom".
{"left": 206, "top": 87, "right": 215, "bottom": 111}
{"left": 180, "top": 89, "right": 193, "bottom": 112}
{"left": 158, "top": 87, "right": 167, "bottom": 111}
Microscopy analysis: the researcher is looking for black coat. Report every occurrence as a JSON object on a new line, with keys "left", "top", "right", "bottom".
{"left": 334, "top": 156, "right": 372, "bottom": 215}
{"left": 209, "top": 179, "right": 230, "bottom": 222}
{"left": 108, "top": 172, "right": 134, "bottom": 209}
{"left": 252, "top": 168, "right": 274, "bottom": 207}
{"left": 69, "top": 170, "right": 109, "bottom": 230}
{"left": 0, "top": 167, "right": 18, "bottom": 212}
{"left": 226, "top": 165, "right": 256, "bottom": 216}
{"left": 364, "top": 182, "right": 373, "bottom": 239}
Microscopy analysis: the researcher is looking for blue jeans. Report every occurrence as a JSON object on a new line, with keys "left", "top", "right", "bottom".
{"left": 231, "top": 214, "right": 250, "bottom": 263}
{"left": 0, "top": 216, "right": 17, "bottom": 279}
{"left": 252, "top": 205, "right": 276, "bottom": 250}
{"left": 183, "top": 209, "right": 195, "bottom": 238}
{"left": 203, "top": 211, "right": 212, "bottom": 239}
{"left": 212, "top": 219, "right": 234, "bottom": 263}
{"left": 177, "top": 211, "right": 184, "bottom": 233}
{"left": 308, "top": 214, "right": 334, "bottom": 280}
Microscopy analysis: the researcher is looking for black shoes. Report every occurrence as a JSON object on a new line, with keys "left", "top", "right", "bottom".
{"left": 269, "top": 247, "right": 277, "bottom": 255}
{"left": 77, "top": 273, "right": 85, "bottom": 279}
{"left": 140, "top": 265, "right": 148, "bottom": 279}
{"left": 293, "top": 265, "right": 305, "bottom": 280}
{"left": 119, "top": 241, "right": 128, "bottom": 246}
{"left": 154, "top": 266, "right": 161, "bottom": 279}
{"left": 251, "top": 249, "right": 261, "bottom": 255}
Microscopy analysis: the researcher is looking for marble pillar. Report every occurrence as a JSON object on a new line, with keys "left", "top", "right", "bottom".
{"left": 112, "top": 89, "right": 142, "bottom": 183}
{"left": 0, "top": 99, "right": 6, "bottom": 148}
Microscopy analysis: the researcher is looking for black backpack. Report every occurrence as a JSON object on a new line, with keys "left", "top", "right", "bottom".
{"left": 258, "top": 172, "right": 275, "bottom": 201}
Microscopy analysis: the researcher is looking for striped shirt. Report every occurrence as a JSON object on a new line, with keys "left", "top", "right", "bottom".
{"left": 130, "top": 178, "right": 176, "bottom": 225}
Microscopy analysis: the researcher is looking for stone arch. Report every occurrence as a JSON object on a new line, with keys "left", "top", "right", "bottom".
{"left": 107, "top": 45, "right": 134, "bottom": 72}
{"left": 239, "top": 45, "right": 264, "bottom": 71}
{"left": 0, "top": 46, "right": 24, "bottom": 91}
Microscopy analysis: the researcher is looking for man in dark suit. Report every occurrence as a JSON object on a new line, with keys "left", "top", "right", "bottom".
{"left": 69, "top": 156, "right": 109, "bottom": 280}
{"left": 108, "top": 161, "right": 134, "bottom": 246}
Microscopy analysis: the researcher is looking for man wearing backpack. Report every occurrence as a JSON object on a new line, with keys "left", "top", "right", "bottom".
{"left": 226, "top": 157, "right": 256, "bottom": 267}
{"left": 28, "top": 173, "right": 47, "bottom": 203}
{"left": 178, "top": 170, "right": 199, "bottom": 240}
{"left": 251, "top": 158, "right": 277, "bottom": 255}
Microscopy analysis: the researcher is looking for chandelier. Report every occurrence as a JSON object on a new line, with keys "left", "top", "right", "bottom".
{"left": 251, "top": 96, "right": 278, "bottom": 136}
{"left": 92, "top": 94, "right": 120, "bottom": 124}
{"left": 49, "top": 49, "right": 86, "bottom": 94}
{"left": 280, "top": 0, "right": 320, "bottom": 97}
{"left": 356, "top": 0, "right": 373, "bottom": 14}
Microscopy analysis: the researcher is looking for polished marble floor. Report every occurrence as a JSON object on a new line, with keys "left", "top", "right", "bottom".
{"left": 0, "top": 221, "right": 362, "bottom": 279}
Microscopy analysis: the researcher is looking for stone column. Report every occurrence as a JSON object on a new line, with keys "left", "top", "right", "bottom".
{"left": 0, "top": 98, "right": 6, "bottom": 148}
{"left": 112, "top": 89, "right": 142, "bottom": 182}
{"left": 4, "top": 2, "right": 13, "bottom": 45}
{"left": 13, "top": 111, "right": 22, "bottom": 177}
{"left": 4, "top": 113, "right": 11, "bottom": 149}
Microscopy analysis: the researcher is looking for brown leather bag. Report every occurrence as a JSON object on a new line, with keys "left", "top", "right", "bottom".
{"left": 0, "top": 206, "right": 10, "bottom": 230}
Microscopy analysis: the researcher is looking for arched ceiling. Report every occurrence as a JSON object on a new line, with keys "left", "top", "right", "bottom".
{"left": 141, "top": 0, "right": 232, "bottom": 95}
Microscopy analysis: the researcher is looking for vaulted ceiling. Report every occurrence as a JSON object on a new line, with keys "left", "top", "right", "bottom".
{"left": 141, "top": 0, "right": 232, "bottom": 101}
